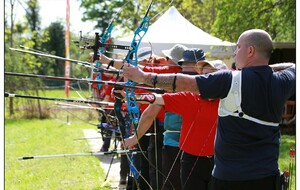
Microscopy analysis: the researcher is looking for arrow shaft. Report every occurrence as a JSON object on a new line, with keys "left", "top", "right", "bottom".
{"left": 9, "top": 48, "right": 119, "bottom": 74}
{"left": 5, "top": 92, "right": 114, "bottom": 106}
{"left": 18, "top": 150, "right": 142, "bottom": 160}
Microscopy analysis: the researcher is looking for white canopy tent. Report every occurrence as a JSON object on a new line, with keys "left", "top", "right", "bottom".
{"left": 114, "top": 6, "right": 236, "bottom": 63}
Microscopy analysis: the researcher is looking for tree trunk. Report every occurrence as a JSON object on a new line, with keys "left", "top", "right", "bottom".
{"left": 9, "top": 0, "right": 15, "bottom": 117}
{"left": 9, "top": 97, "right": 14, "bottom": 117}
{"left": 35, "top": 89, "right": 42, "bottom": 118}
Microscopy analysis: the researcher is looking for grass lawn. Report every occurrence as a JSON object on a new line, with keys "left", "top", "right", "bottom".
{"left": 5, "top": 118, "right": 111, "bottom": 190}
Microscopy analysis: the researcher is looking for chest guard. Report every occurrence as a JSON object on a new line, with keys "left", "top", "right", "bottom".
{"left": 218, "top": 71, "right": 279, "bottom": 126}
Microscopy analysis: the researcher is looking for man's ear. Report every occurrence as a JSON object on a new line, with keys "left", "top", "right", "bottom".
{"left": 248, "top": 46, "right": 255, "bottom": 57}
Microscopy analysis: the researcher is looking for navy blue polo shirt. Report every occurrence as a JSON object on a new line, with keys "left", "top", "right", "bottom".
{"left": 195, "top": 65, "right": 296, "bottom": 181}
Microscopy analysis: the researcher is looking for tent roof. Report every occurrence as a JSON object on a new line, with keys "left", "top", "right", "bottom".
{"left": 115, "top": 6, "right": 235, "bottom": 58}
{"left": 118, "top": 6, "right": 234, "bottom": 46}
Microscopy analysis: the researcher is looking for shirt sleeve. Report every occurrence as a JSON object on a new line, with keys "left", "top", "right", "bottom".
{"left": 195, "top": 70, "right": 232, "bottom": 99}
{"left": 275, "top": 65, "right": 296, "bottom": 100}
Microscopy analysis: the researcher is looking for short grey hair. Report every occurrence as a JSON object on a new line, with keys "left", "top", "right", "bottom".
{"left": 244, "top": 29, "right": 273, "bottom": 59}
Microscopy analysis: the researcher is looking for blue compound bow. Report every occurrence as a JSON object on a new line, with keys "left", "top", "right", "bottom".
{"left": 114, "top": 0, "right": 153, "bottom": 187}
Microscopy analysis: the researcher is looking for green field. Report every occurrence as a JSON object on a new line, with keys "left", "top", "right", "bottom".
{"left": 4, "top": 89, "right": 114, "bottom": 189}
{"left": 5, "top": 118, "right": 112, "bottom": 190}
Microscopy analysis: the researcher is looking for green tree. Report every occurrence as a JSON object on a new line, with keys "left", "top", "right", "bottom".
{"left": 39, "top": 21, "right": 89, "bottom": 85}
{"left": 178, "top": 0, "right": 217, "bottom": 34}
{"left": 79, "top": 0, "right": 172, "bottom": 35}
{"left": 41, "top": 22, "right": 65, "bottom": 76}
{"left": 211, "top": 0, "right": 296, "bottom": 42}
{"left": 25, "top": 0, "right": 44, "bottom": 73}
{"left": 24, "top": 0, "right": 44, "bottom": 118}
{"left": 80, "top": 0, "right": 132, "bottom": 34}
{"left": 4, "top": 0, "right": 38, "bottom": 116}
{"left": 79, "top": 0, "right": 295, "bottom": 43}
{"left": 69, "top": 33, "right": 90, "bottom": 80}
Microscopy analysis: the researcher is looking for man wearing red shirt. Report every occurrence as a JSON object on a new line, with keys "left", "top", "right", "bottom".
{"left": 123, "top": 59, "right": 228, "bottom": 190}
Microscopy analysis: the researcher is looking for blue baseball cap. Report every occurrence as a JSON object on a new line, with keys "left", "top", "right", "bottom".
{"left": 178, "top": 49, "right": 206, "bottom": 64}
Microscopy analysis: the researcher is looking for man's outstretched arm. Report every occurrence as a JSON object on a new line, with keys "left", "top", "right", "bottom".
{"left": 124, "top": 104, "right": 162, "bottom": 148}
{"left": 123, "top": 63, "right": 199, "bottom": 94}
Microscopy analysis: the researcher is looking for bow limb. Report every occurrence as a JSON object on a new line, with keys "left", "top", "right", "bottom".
{"left": 94, "top": 19, "right": 114, "bottom": 90}
{"left": 91, "top": 0, "right": 133, "bottom": 84}
{"left": 114, "top": 98, "right": 153, "bottom": 189}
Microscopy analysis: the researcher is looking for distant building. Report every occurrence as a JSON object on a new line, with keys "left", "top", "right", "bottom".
{"left": 269, "top": 42, "right": 296, "bottom": 64}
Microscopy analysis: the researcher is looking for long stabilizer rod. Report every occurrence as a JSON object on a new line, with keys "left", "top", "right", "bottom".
{"left": 9, "top": 48, "right": 120, "bottom": 74}
{"left": 5, "top": 92, "right": 115, "bottom": 106}
{"left": 18, "top": 149, "right": 143, "bottom": 160}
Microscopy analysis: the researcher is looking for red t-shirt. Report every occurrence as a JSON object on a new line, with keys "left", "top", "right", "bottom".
{"left": 134, "top": 93, "right": 164, "bottom": 122}
{"left": 162, "top": 92, "right": 219, "bottom": 156}
{"left": 92, "top": 72, "right": 113, "bottom": 89}
{"left": 141, "top": 64, "right": 181, "bottom": 122}
{"left": 93, "top": 77, "right": 116, "bottom": 101}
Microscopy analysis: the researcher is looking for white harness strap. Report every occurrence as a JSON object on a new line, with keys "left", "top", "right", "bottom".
{"left": 218, "top": 71, "right": 279, "bottom": 127}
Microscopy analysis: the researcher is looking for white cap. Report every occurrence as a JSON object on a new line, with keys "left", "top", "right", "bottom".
{"left": 197, "top": 59, "right": 228, "bottom": 70}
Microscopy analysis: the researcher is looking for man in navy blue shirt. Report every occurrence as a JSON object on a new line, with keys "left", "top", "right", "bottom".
{"left": 123, "top": 29, "right": 296, "bottom": 190}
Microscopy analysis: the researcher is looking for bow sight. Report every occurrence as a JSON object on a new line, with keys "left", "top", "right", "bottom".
{"left": 73, "top": 32, "right": 132, "bottom": 52}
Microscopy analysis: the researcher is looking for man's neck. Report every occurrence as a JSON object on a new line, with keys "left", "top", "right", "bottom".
{"left": 245, "top": 58, "right": 269, "bottom": 68}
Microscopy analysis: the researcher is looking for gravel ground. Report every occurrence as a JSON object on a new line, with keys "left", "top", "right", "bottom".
{"left": 83, "top": 129, "right": 127, "bottom": 190}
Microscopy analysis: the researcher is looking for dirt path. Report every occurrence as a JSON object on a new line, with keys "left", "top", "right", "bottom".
{"left": 83, "top": 129, "right": 127, "bottom": 190}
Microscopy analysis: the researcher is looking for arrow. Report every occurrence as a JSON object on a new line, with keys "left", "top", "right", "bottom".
{"left": 5, "top": 72, "right": 166, "bottom": 94}
{"left": 9, "top": 48, "right": 120, "bottom": 74}
{"left": 18, "top": 149, "right": 144, "bottom": 160}
{"left": 5, "top": 92, "right": 115, "bottom": 106}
